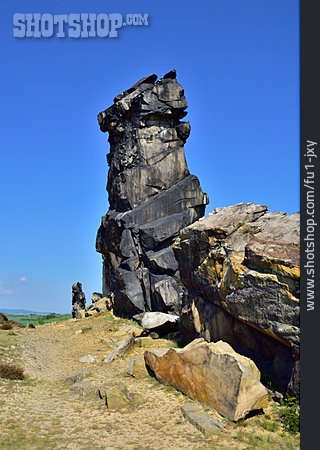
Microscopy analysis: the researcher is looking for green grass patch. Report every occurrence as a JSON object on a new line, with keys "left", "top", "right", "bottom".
{"left": 259, "top": 418, "right": 280, "bottom": 432}
{"left": 7, "top": 313, "right": 71, "bottom": 327}
{"left": 235, "top": 429, "right": 299, "bottom": 449}
{"left": 278, "top": 397, "right": 300, "bottom": 434}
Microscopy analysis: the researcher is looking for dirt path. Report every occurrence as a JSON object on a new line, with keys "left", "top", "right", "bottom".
{"left": 0, "top": 316, "right": 224, "bottom": 449}
{"left": 0, "top": 316, "right": 299, "bottom": 450}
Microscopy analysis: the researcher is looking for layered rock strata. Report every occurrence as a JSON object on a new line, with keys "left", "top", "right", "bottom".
{"left": 96, "top": 70, "right": 208, "bottom": 317}
{"left": 173, "top": 203, "right": 300, "bottom": 395}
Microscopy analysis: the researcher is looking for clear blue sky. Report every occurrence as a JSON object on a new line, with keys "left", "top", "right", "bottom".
{"left": 0, "top": 0, "right": 299, "bottom": 313}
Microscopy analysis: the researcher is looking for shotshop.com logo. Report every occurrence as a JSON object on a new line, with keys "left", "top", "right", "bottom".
{"left": 13, "top": 13, "right": 149, "bottom": 38}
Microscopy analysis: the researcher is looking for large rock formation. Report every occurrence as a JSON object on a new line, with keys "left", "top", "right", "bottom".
{"left": 94, "top": 73, "right": 300, "bottom": 397}
{"left": 144, "top": 338, "right": 268, "bottom": 421}
{"left": 173, "top": 203, "right": 300, "bottom": 395}
{"left": 96, "top": 70, "right": 208, "bottom": 317}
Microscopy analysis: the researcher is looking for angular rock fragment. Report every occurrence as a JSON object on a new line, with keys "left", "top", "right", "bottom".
{"left": 127, "top": 357, "right": 148, "bottom": 378}
{"left": 98, "top": 385, "right": 131, "bottom": 410}
{"left": 70, "top": 380, "right": 98, "bottom": 401}
{"left": 113, "top": 324, "right": 143, "bottom": 339}
{"left": 144, "top": 338, "right": 268, "bottom": 421}
{"left": 96, "top": 71, "right": 208, "bottom": 317}
{"left": 181, "top": 403, "right": 224, "bottom": 435}
{"left": 104, "top": 337, "right": 141, "bottom": 363}
{"left": 98, "top": 383, "right": 144, "bottom": 410}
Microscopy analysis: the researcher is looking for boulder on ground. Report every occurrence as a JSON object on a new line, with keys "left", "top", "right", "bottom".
{"left": 140, "top": 312, "right": 179, "bottom": 336}
{"left": 113, "top": 324, "right": 143, "bottom": 339}
{"left": 144, "top": 338, "right": 268, "bottom": 421}
{"left": 98, "top": 383, "right": 144, "bottom": 410}
{"left": 181, "top": 402, "right": 224, "bottom": 435}
{"left": 70, "top": 380, "right": 97, "bottom": 401}
{"left": 127, "top": 357, "right": 148, "bottom": 378}
{"left": 104, "top": 337, "right": 141, "bottom": 364}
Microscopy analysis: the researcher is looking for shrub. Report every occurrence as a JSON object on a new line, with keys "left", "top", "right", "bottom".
{"left": 0, "top": 364, "right": 25, "bottom": 380}
{"left": 278, "top": 397, "right": 300, "bottom": 434}
{"left": 1, "top": 322, "right": 13, "bottom": 330}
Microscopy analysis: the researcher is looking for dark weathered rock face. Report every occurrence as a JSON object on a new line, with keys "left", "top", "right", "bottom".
{"left": 173, "top": 203, "right": 300, "bottom": 395}
{"left": 71, "top": 282, "right": 86, "bottom": 318}
{"left": 96, "top": 70, "right": 208, "bottom": 317}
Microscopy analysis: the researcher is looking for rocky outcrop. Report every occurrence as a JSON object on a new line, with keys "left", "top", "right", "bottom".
{"left": 93, "top": 72, "right": 300, "bottom": 398}
{"left": 85, "top": 292, "right": 113, "bottom": 317}
{"left": 72, "top": 286, "right": 113, "bottom": 319}
{"left": 144, "top": 338, "right": 268, "bottom": 421}
{"left": 71, "top": 282, "right": 86, "bottom": 318}
{"left": 96, "top": 70, "right": 208, "bottom": 317}
{"left": 173, "top": 203, "right": 300, "bottom": 395}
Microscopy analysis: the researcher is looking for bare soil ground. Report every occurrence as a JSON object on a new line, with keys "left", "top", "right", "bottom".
{"left": 0, "top": 315, "right": 300, "bottom": 449}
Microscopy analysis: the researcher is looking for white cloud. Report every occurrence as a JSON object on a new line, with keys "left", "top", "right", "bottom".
{"left": 0, "top": 281, "right": 14, "bottom": 296}
{"left": 19, "top": 276, "right": 27, "bottom": 283}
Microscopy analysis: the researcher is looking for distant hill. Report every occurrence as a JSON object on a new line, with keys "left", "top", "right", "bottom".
{"left": 0, "top": 308, "right": 52, "bottom": 315}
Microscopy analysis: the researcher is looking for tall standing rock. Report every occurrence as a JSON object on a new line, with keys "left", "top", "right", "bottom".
{"left": 71, "top": 282, "right": 86, "bottom": 318}
{"left": 96, "top": 71, "right": 208, "bottom": 317}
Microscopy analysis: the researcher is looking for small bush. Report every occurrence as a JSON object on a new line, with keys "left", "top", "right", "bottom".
{"left": 0, "top": 363, "right": 25, "bottom": 380}
{"left": 278, "top": 397, "right": 300, "bottom": 434}
{"left": 1, "top": 322, "right": 13, "bottom": 330}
